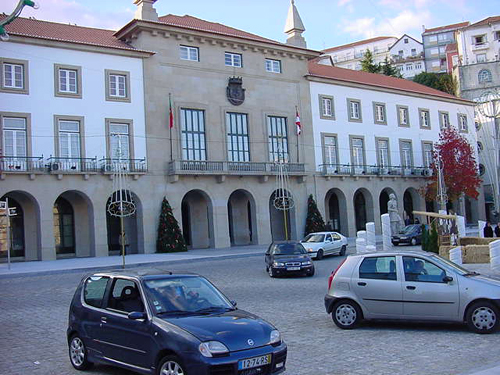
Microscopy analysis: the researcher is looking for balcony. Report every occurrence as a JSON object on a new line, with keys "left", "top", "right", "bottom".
{"left": 318, "top": 164, "right": 433, "bottom": 178}
{"left": 472, "top": 42, "right": 489, "bottom": 51}
{"left": 100, "top": 158, "right": 147, "bottom": 174}
{"left": 168, "top": 160, "right": 306, "bottom": 176}
{"left": 47, "top": 157, "right": 99, "bottom": 173}
{"left": 0, "top": 156, "right": 45, "bottom": 173}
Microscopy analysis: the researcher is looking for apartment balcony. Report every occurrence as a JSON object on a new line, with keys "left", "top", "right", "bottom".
{"left": 47, "top": 157, "right": 99, "bottom": 173}
{"left": 168, "top": 160, "right": 306, "bottom": 177}
{"left": 100, "top": 158, "right": 147, "bottom": 174}
{"left": 472, "top": 42, "right": 489, "bottom": 51}
{"left": 0, "top": 156, "right": 45, "bottom": 174}
{"left": 391, "top": 52, "right": 424, "bottom": 63}
{"left": 318, "top": 164, "right": 433, "bottom": 178}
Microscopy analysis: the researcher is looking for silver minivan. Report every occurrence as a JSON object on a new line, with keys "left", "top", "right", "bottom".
{"left": 324, "top": 251, "right": 500, "bottom": 333}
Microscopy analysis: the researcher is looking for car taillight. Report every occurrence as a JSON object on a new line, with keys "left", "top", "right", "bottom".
{"left": 328, "top": 258, "right": 347, "bottom": 290}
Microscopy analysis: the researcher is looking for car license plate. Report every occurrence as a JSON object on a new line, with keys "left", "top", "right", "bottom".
{"left": 238, "top": 354, "right": 271, "bottom": 370}
{"left": 287, "top": 266, "right": 300, "bottom": 271}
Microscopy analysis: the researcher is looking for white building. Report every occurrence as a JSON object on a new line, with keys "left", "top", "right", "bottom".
{"left": 457, "top": 16, "right": 500, "bottom": 66}
{"left": 389, "top": 34, "right": 425, "bottom": 79}
{"left": 307, "top": 61, "right": 482, "bottom": 235}
{"left": 0, "top": 16, "right": 152, "bottom": 260}
{"left": 322, "top": 36, "right": 398, "bottom": 71}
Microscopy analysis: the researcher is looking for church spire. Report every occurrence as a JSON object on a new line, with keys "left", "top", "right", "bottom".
{"left": 284, "top": 0, "right": 306, "bottom": 48}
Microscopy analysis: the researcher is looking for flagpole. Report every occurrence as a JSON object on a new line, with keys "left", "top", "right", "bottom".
{"left": 296, "top": 106, "right": 300, "bottom": 163}
{"left": 169, "top": 93, "right": 173, "bottom": 161}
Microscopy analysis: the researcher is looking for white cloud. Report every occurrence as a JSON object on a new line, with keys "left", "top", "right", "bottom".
{"left": 0, "top": 0, "right": 133, "bottom": 30}
{"left": 338, "top": 0, "right": 353, "bottom": 6}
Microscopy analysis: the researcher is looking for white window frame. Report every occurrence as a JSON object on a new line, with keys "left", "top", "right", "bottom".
{"left": 439, "top": 111, "right": 450, "bottom": 129}
{"left": 419, "top": 108, "right": 431, "bottom": 129}
{"left": 397, "top": 105, "right": 410, "bottom": 127}
{"left": 422, "top": 142, "right": 433, "bottom": 168}
{"left": 180, "top": 45, "right": 199, "bottom": 62}
{"left": 58, "top": 68, "right": 78, "bottom": 94}
{"left": 347, "top": 99, "right": 362, "bottom": 122}
{"left": 180, "top": 108, "right": 207, "bottom": 161}
{"left": 1, "top": 58, "right": 29, "bottom": 94}
{"left": 458, "top": 114, "right": 468, "bottom": 133}
{"left": 225, "top": 52, "right": 242, "bottom": 68}
{"left": 105, "top": 70, "right": 130, "bottom": 103}
{"left": 265, "top": 59, "right": 281, "bottom": 73}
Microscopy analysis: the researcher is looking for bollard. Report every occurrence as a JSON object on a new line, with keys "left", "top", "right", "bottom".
{"left": 478, "top": 220, "right": 486, "bottom": 238}
{"left": 366, "top": 245, "right": 376, "bottom": 253}
{"left": 356, "top": 237, "right": 366, "bottom": 254}
{"left": 456, "top": 215, "right": 466, "bottom": 239}
{"left": 489, "top": 240, "right": 500, "bottom": 272}
{"left": 449, "top": 246, "right": 462, "bottom": 265}
{"left": 357, "top": 230, "right": 367, "bottom": 242}
{"left": 381, "top": 213, "right": 392, "bottom": 252}
{"left": 366, "top": 222, "right": 376, "bottom": 247}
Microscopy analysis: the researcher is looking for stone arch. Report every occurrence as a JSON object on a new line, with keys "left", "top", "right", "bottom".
{"left": 106, "top": 190, "right": 144, "bottom": 255}
{"left": 379, "top": 187, "right": 396, "bottom": 216}
{"left": 227, "top": 189, "right": 257, "bottom": 246}
{"left": 324, "top": 188, "right": 348, "bottom": 236}
{"left": 181, "top": 189, "right": 214, "bottom": 249}
{"left": 403, "top": 188, "right": 421, "bottom": 224}
{"left": 269, "top": 189, "right": 297, "bottom": 241}
{"left": 1, "top": 190, "right": 41, "bottom": 261}
{"left": 353, "top": 188, "right": 374, "bottom": 231}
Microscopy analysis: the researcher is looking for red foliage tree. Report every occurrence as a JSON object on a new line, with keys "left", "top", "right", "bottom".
{"left": 422, "top": 127, "right": 481, "bottom": 203}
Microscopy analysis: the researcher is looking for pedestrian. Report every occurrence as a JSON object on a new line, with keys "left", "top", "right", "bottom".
{"left": 495, "top": 223, "right": 500, "bottom": 238}
{"left": 484, "top": 222, "right": 494, "bottom": 238}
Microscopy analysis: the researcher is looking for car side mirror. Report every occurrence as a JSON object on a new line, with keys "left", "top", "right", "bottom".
{"left": 443, "top": 276, "right": 453, "bottom": 283}
{"left": 128, "top": 311, "right": 147, "bottom": 320}
{"left": 230, "top": 300, "right": 237, "bottom": 307}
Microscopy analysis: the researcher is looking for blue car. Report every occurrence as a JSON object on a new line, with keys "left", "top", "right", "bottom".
{"left": 67, "top": 270, "right": 287, "bottom": 375}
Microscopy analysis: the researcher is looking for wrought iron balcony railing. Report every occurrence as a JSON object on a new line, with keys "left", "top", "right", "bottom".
{"left": 0, "top": 156, "right": 45, "bottom": 173}
{"left": 318, "top": 164, "right": 433, "bottom": 177}
{"left": 168, "top": 160, "right": 306, "bottom": 176}
{"left": 100, "top": 158, "right": 147, "bottom": 174}
{"left": 47, "top": 157, "right": 99, "bottom": 173}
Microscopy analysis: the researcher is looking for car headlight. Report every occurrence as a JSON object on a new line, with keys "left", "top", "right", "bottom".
{"left": 301, "top": 260, "right": 311, "bottom": 265}
{"left": 270, "top": 330, "right": 281, "bottom": 345}
{"left": 306, "top": 248, "right": 314, "bottom": 252}
{"left": 273, "top": 262, "right": 285, "bottom": 267}
{"left": 199, "top": 341, "right": 229, "bottom": 357}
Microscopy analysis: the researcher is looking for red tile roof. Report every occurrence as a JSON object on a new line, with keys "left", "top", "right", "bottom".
{"left": 1, "top": 15, "right": 153, "bottom": 54}
{"left": 423, "top": 21, "right": 470, "bottom": 34}
{"left": 322, "top": 36, "right": 397, "bottom": 53}
{"left": 467, "top": 16, "right": 500, "bottom": 28}
{"left": 307, "top": 61, "right": 470, "bottom": 103}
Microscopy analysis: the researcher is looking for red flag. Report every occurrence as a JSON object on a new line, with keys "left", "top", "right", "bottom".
{"left": 169, "top": 95, "right": 173, "bottom": 129}
{"left": 295, "top": 108, "right": 301, "bottom": 135}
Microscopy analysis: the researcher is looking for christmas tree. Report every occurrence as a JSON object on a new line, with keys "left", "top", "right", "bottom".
{"left": 304, "top": 194, "right": 326, "bottom": 236}
{"left": 156, "top": 197, "right": 187, "bottom": 253}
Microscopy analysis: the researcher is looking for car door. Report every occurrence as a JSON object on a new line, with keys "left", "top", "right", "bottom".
{"left": 98, "top": 278, "right": 156, "bottom": 369}
{"left": 331, "top": 233, "right": 343, "bottom": 254}
{"left": 265, "top": 245, "right": 274, "bottom": 268}
{"left": 324, "top": 234, "right": 334, "bottom": 255}
{"left": 351, "top": 255, "right": 403, "bottom": 318}
{"left": 401, "top": 256, "right": 460, "bottom": 320}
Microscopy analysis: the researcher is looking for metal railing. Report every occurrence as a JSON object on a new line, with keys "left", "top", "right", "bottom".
{"left": 318, "top": 163, "right": 433, "bottom": 177}
{"left": 47, "top": 156, "right": 99, "bottom": 173}
{"left": 0, "top": 156, "right": 45, "bottom": 173}
{"left": 100, "top": 158, "right": 147, "bottom": 173}
{"left": 168, "top": 160, "right": 306, "bottom": 176}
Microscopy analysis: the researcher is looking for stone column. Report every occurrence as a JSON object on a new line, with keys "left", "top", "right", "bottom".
{"left": 381, "top": 213, "right": 392, "bottom": 252}
{"left": 479, "top": 220, "right": 486, "bottom": 238}
{"left": 356, "top": 237, "right": 366, "bottom": 254}
{"left": 456, "top": 215, "right": 466, "bottom": 239}
{"left": 489, "top": 240, "right": 500, "bottom": 272}
{"left": 366, "top": 222, "right": 376, "bottom": 247}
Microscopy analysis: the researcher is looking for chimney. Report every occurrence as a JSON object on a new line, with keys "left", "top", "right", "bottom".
{"left": 284, "top": 0, "right": 306, "bottom": 48}
{"left": 134, "top": 0, "right": 159, "bottom": 22}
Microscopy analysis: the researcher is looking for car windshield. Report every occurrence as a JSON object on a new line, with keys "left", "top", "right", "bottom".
{"left": 303, "top": 234, "right": 325, "bottom": 243}
{"left": 432, "top": 254, "right": 473, "bottom": 275}
{"left": 273, "top": 243, "right": 306, "bottom": 255}
{"left": 143, "top": 276, "right": 234, "bottom": 315}
{"left": 401, "top": 225, "right": 419, "bottom": 234}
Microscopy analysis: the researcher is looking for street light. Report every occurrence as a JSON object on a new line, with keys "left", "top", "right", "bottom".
{"left": 0, "top": 0, "right": 39, "bottom": 41}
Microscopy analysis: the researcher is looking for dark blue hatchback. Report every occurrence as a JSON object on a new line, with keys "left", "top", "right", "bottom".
{"left": 67, "top": 270, "right": 287, "bottom": 375}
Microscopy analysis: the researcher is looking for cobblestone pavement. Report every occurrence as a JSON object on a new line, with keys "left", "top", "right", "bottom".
{"left": 1, "top": 252, "right": 499, "bottom": 375}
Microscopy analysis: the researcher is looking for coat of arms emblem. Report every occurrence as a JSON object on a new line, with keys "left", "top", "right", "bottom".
{"left": 226, "top": 77, "right": 245, "bottom": 106}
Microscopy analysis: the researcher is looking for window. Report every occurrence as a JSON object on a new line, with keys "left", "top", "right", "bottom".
{"left": 57, "top": 119, "right": 81, "bottom": 162}
{"left": 347, "top": 99, "right": 362, "bottom": 122}
{"left": 429, "top": 35, "right": 438, "bottom": 43}
{"left": 268, "top": 116, "right": 288, "bottom": 162}
{"left": 478, "top": 69, "right": 492, "bottom": 83}
{"left": 105, "top": 70, "right": 130, "bottom": 102}
{"left": 83, "top": 276, "right": 109, "bottom": 308}
{"left": 398, "top": 50, "right": 404, "bottom": 56}
{"left": 1, "top": 58, "right": 29, "bottom": 94}
{"left": 53, "top": 196, "right": 75, "bottom": 254}
{"left": 180, "top": 45, "right": 199, "bottom": 61}
{"left": 476, "top": 54, "right": 486, "bottom": 63}
{"left": 376, "top": 139, "right": 390, "bottom": 168}
{"left": 322, "top": 135, "right": 338, "bottom": 167}
{"left": 422, "top": 142, "right": 433, "bottom": 168}
{"left": 373, "top": 102, "right": 386, "bottom": 124}
{"left": 2, "top": 116, "right": 27, "bottom": 159}
{"left": 400, "top": 140, "right": 413, "bottom": 168}
{"left": 227, "top": 112, "right": 249, "bottom": 162}
{"left": 225, "top": 52, "right": 242, "bottom": 67}
{"left": 351, "top": 137, "right": 365, "bottom": 171}
{"left": 403, "top": 256, "right": 446, "bottom": 283}
{"left": 430, "top": 47, "right": 439, "bottom": 56}
{"left": 109, "top": 279, "right": 144, "bottom": 313}
{"left": 359, "top": 256, "right": 397, "bottom": 280}
{"left": 473, "top": 35, "right": 486, "bottom": 45}
{"left": 438, "top": 33, "right": 447, "bottom": 42}
{"left": 439, "top": 111, "right": 450, "bottom": 129}
{"left": 397, "top": 105, "right": 410, "bottom": 127}
{"left": 477, "top": 141, "right": 483, "bottom": 153}
{"left": 406, "top": 64, "right": 413, "bottom": 71}
{"left": 419, "top": 108, "right": 431, "bottom": 129}
{"left": 180, "top": 108, "right": 206, "bottom": 161}
{"left": 411, "top": 48, "right": 417, "bottom": 56}
{"left": 416, "top": 62, "right": 422, "bottom": 69}
{"left": 404, "top": 38, "right": 409, "bottom": 44}
{"left": 458, "top": 114, "right": 468, "bottom": 133}
{"left": 54, "top": 64, "right": 81, "bottom": 98}
{"left": 108, "top": 122, "right": 130, "bottom": 160}
{"left": 319, "top": 95, "right": 334, "bottom": 119}
{"left": 265, "top": 59, "right": 281, "bottom": 73}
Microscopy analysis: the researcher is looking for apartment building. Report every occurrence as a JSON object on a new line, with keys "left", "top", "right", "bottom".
{"left": 389, "top": 34, "right": 425, "bottom": 79}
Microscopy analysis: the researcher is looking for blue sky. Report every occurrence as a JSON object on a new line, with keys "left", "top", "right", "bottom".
{"left": 2, "top": 0, "right": 498, "bottom": 51}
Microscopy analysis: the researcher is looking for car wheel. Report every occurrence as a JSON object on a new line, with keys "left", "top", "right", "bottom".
{"left": 466, "top": 301, "right": 499, "bottom": 334}
{"left": 268, "top": 267, "right": 276, "bottom": 278}
{"left": 410, "top": 237, "right": 417, "bottom": 246}
{"left": 340, "top": 245, "right": 346, "bottom": 256}
{"left": 69, "top": 334, "right": 93, "bottom": 371}
{"left": 332, "top": 300, "right": 362, "bottom": 329}
{"left": 157, "top": 355, "right": 187, "bottom": 375}
{"left": 317, "top": 249, "right": 324, "bottom": 260}
{"left": 307, "top": 267, "right": 315, "bottom": 277}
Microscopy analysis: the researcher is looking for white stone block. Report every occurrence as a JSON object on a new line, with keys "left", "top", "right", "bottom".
{"left": 366, "top": 245, "right": 376, "bottom": 253}
{"left": 381, "top": 213, "right": 392, "bottom": 252}
{"left": 356, "top": 238, "right": 366, "bottom": 254}
{"left": 456, "top": 215, "right": 466, "bottom": 238}
{"left": 489, "top": 240, "right": 500, "bottom": 272}
{"left": 366, "top": 222, "right": 376, "bottom": 247}
{"left": 479, "top": 220, "right": 486, "bottom": 238}
{"left": 449, "top": 246, "right": 462, "bottom": 265}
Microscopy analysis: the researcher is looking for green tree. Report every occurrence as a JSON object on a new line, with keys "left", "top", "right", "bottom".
{"left": 428, "top": 221, "right": 439, "bottom": 254}
{"left": 380, "top": 56, "right": 402, "bottom": 78}
{"left": 156, "top": 197, "right": 187, "bottom": 253}
{"left": 360, "top": 50, "right": 380, "bottom": 73}
{"left": 305, "top": 194, "right": 325, "bottom": 236}
{"left": 413, "top": 72, "right": 457, "bottom": 96}
{"left": 421, "top": 224, "right": 429, "bottom": 251}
